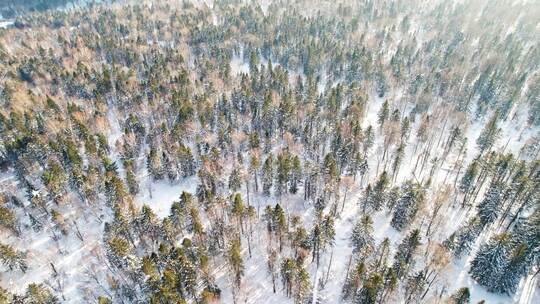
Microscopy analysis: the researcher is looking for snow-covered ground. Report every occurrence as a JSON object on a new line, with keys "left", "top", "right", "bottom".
{"left": 0, "top": 20, "right": 13, "bottom": 28}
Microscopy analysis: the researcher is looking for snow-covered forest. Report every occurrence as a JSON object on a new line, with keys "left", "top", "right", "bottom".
{"left": 0, "top": 0, "right": 539, "bottom": 303}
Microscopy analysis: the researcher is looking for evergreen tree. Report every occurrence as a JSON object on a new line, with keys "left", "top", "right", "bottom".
{"left": 476, "top": 180, "right": 504, "bottom": 226}
{"left": 97, "top": 296, "right": 113, "bottom": 304}
{"left": 231, "top": 193, "right": 245, "bottom": 234}
{"left": 0, "top": 243, "right": 27, "bottom": 273}
{"left": 281, "top": 258, "right": 296, "bottom": 298}
{"left": 443, "top": 217, "right": 482, "bottom": 257}
{"left": 391, "top": 143, "right": 405, "bottom": 182}
{"left": 469, "top": 233, "right": 511, "bottom": 292}
{"left": 24, "top": 284, "right": 58, "bottom": 304}
{"left": 272, "top": 204, "right": 287, "bottom": 252}
{"left": 342, "top": 261, "right": 365, "bottom": 301}
{"left": 0, "top": 287, "right": 12, "bottom": 304}
{"left": 355, "top": 273, "right": 383, "bottom": 304}
{"left": 448, "top": 287, "right": 470, "bottom": 304}
{"left": 275, "top": 150, "right": 292, "bottom": 197}
{"left": 106, "top": 235, "right": 131, "bottom": 269}
{"left": 390, "top": 181, "right": 425, "bottom": 231}
{"left": 350, "top": 215, "right": 375, "bottom": 256}
{"left": 363, "top": 172, "right": 389, "bottom": 212}
{"left": 404, "top": 270, "right": 427, "bottom": 304}
{"left": 459, "top": 160, "right": 479, "bottom": 202}
{"left": 476, "top": 111, "right": 500, "bottom": 154}
{"left": 0, "top": 205, "right": 17, "bottom": 233}
{"left": 378, "top": 100, "right": 390, "bottom": 132}
{"left": 289, "top": 155, "right": 302, "bottom": 194}
{"left": 262, "top": 154, "right": 274, "bottom": 196}
{"left": 147, "top": 147, "right": 165, "bottom": 180}
{"left": 392, "top": 229, "right": 421, "bottom": 279}
{"left": 497, "top": 243, "right": 534, "bottom": 294}
{"left": 228, "top": 239, "right": 244, "bottom": 290}
{"left": 228, "top": 166, "right": 242, "bottom": 192}
{"left": 173, "top": 247, "right": 198, "bottom": 298}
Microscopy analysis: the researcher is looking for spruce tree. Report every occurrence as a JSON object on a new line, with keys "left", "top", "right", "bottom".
{"left": 443, "top": 217, "right": 482, "bottom": 257}
{"left": 350, "top": 215, "right": 375, "bottom": 256}
{"left": 497, "top": 243, "right": 533, "bottom": 294}
{"left": 363, "top": 172, "right": 389, "bottom": 212}
{"left": 469, "top": 233, "right": 511, "bottom": 292}
{"left": 390, "top": 181, "right": 425, "bottom": 231}
{"left": 392, "top": 229, "right": 421, "bottom": 279}
{"left": 476, "top": 180, "right": 504, "bottom": 226}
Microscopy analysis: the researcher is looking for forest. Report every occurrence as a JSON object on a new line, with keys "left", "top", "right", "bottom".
{"left": 0, "top": 0, "right": 539, "bottom": 303}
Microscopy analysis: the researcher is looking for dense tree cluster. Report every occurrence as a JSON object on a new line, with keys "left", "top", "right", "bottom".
{"left": 0, "top": 0, "right": 538, "bottom": 303}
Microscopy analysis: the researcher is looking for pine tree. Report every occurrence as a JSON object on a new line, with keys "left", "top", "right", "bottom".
{"left": 231, "top": 193, "right": 245, "bottom": 234}
{"left": 147, "top": 146, "right": 165, "bottom": 180}
{"left": 342, "top": 260, "right": 365, "bottom": 300}
{"left": 273, "top": 204, "right": 287, "bottom": 252}
{"left": 372, "top": 238, "right": 391, "bottom": 273}
{"left": 476, "top": 111, "right": 500, "bottom": 155}
{"left": 151, "top": 268, "right": 186, "bottom": 303}
{"left": 459, "top": 160, "right": 479, "bottom": 204}
{"left": 378, "top": 100, "right": 390, "bottom": 132}
{"left": 355, "top": 273, "right": 383, "bottom": 304}
{"left": 404, "top": 270, "right": 427, "bottom": 304}
{"left": 188, "top": 207, "right": 204, "bottom": 242}
{"left": 448, "top": 287, "right": 470, "bottom": 304}
{"left": 249, "top": 152, "right": 260, "bottom": 193}
{"left": 262, "top": 154, "right": 274, "bottom": 196}
{"left": 400, "top": 117, "right": 411, "bottom": 142}
{"left": 363, "top": 125, "right": 375, "bottom": 156}
{"left": 228, "top": 239, "right": 244, "bottom": 290}
{"left": 41, "top": 159, "right": 67, "bottom": 202}
{"left": 141, "top": 255, "right": 159, "bottom": 281}
{"left": 228, "top": 166, "right": 242, "bottom": 192}
{"left": 289, "top": 155, "right": 302, "bottom": 194}
{"left": 391, "top": 143, "right": 405, "bottom": 182}
{"left": 173, "top": 247, "right": 198, "bottom": 298}
{"left": 323, "top": 153, "right": 339, "bottom": 198}
{"left": 24, "top": 283, "right": 58, "bottom": 304}
{"left": 106, "top": 236, "right": 131, "bottom": 268}
{"left": 169, "top": 192, "right": 193, "bottom": 234}
{"left": 295, "top": 264, "right": 311, "bottom": 303}
{"left": 0, "top": 287, "right": 12, "bottom": 304}
{"left": 281, "top": 258, "right": 296, "bottom": 297}
{"left": 275, "top": 150, "right": 292, "bottom": 197}
{"left": 0, "top": 204, "right": 17, "bottom": 233}
{"left": 0, "top": 243, "right": 27, "bottom": 273}
{"left": 137, "top": 205, "right": 159, "bottom": 243}
{"left": 124, "top": 159, "right": 139, "bottom": 195}
{"left": 178, "top": 144, "right": 196, "bottom": 177}
{"left": 97, "top": 296, "right": 113, "bottom": 304}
